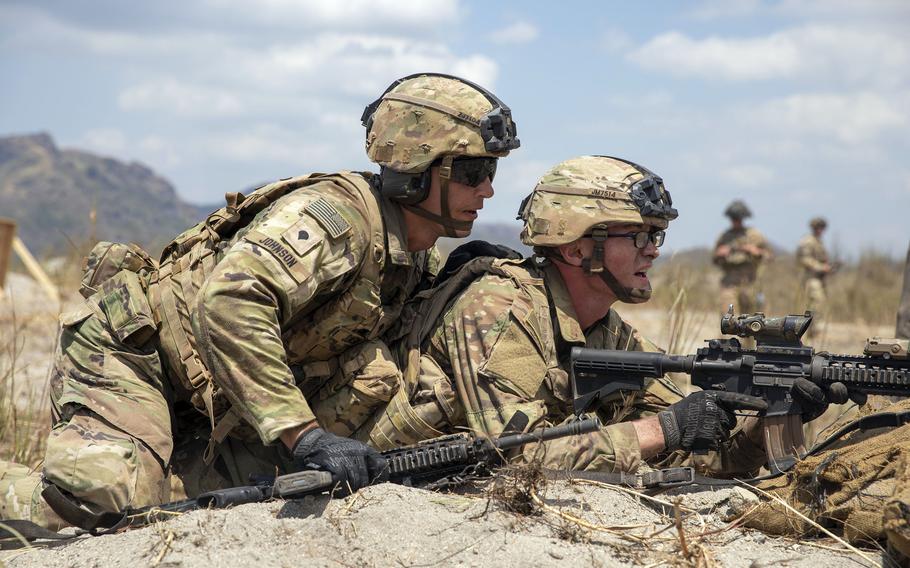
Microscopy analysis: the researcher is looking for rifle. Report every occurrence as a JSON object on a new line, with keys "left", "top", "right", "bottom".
{"left": 121, "top": 415, "right": 600, "bottom": 527}
{"left": 570, "top": 310, "right": 910, "bottom": 474}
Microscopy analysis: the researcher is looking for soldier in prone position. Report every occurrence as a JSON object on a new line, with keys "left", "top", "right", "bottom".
{"left": 0, "top": 73, "right": 520, "bottom": 530}
{"left": 364, "top": 156, "right": 842, "bottom": 475}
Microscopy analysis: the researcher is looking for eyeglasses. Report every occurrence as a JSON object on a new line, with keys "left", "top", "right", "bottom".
{"left": 605, "top": 230, "right": 666, "bottom": 249}
{"left": 443, "top": 157, "right": 497, "bottom": 187}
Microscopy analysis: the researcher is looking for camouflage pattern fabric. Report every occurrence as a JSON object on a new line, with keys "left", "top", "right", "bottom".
{"left": 733, "top": 398, "right": 910, "bottom": 557}
{"left": 0, "top": 174, "right": 436, "bottom": 530}
{"left": 372, "top": 258, "right": 767, "bottom": 474}
{"left": 366, "top": 74, "right": 511, "bottom": 174}
{"left": 796, "top": 233, "right": 829, "bottom": 337}
{"left": 177, "top": 176, "right": 434, "bottom": 445}
{"left": 519, "top": 156, "right": 672, "bottom": 248}
{"left": 713, "top": 226, "right": 770, "bottom": 316}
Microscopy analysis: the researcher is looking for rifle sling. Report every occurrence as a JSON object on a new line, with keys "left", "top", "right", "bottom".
{"left": 41, "top": 484, "right": 127, "bottom": 533}
{"left": 0, "top": 519, "right": 74, "bottom": 549}
{"left": 542, "top": 466, "right": 740, "bottom": 489}
{"left": 805, "top": 409, "right": 910, "bottom": 457}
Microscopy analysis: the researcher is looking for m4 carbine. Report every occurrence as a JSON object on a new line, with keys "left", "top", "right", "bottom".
{"left": 123, "top": 415, "right": 600, "bottom": 527}
{"left": 570, "top": 310, "right": 910, "bottom": 474}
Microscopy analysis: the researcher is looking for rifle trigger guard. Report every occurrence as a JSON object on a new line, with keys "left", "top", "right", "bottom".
{"left": 627, "top": 467, "right": 695, "bottom": 489}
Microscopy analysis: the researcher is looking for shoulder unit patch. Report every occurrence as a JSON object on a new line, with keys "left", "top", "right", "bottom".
{"left": 305, "top": 197, "right": 352, "bottom": 239}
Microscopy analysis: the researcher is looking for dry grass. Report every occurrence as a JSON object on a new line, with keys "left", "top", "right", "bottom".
{"left": 0, "top": 309, "right": 51, "bottom": 468}
{"left": 647, "top": 248, "right": 903, "bottom": 326}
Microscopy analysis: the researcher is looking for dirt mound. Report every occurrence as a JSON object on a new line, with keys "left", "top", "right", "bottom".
{"left": 2, "top": 480, "right": 877, "bottom": 568}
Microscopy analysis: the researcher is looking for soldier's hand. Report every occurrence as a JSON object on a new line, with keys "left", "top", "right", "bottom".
{"left": 714, "top": 245, "right": 731, "bottom": 258}
{"left": 792, "top": 378, "right": 866, "bottom": 423}
{"left": 291, "top": 428, "right": 388, "bottom": 496}
{"left": 658, "top": 391, "right": 767, "bottom": 452}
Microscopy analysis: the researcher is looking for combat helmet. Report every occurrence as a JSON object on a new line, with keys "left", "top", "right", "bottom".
{"left": 724, "top": 200, "right": 752, "bottom": 219}
{"left": 809, "top": 216, "right": 827, "bottom": 230}
{"left": 362, "top": 73, "right": 519, "bottom": 236}
{"left": 517, "top": 155, "right": 677, "bottom": 302}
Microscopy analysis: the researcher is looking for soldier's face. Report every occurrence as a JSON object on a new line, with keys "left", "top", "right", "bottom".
{"left": 425, "top": 167, "right": 495, "bottom": 237}
{"left": 598, "top": 222, "right": 661, "bottom": 294}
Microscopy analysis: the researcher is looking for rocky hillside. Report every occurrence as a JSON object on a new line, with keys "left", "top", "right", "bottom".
{"left": 0, "top": 133, "right": 211, "bottom": 256}
{"left": 0, "top": 132, "right": 527, "bottom": 259}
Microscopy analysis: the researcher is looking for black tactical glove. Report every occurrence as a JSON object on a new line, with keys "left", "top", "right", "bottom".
{"left": 292, "top": 428, "right": 388, "bottom": 496}
{"left": 658, "top": 391, "right": 768, "bottom": 452}
{"left": 791, "top": 378, "right": 867, "bottom": 422}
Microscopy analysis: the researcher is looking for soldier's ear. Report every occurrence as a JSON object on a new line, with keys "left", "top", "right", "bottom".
{"left": 556, "top": 240, "right": 586, "bottom": 267}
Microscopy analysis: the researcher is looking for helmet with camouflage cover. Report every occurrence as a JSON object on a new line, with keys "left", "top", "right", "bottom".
{"left": 517, "top": 155, "right": 678, "bottom": 302}
{"left": 809, "top": 216, "right": 827, "bottom": 230}
{"left": 724, "top": 200, "right": 752, "bottom": 220}
{"left": 362, "top": 72, "right": 520, "bottom": 237}
{"left": 518, "top": 155, "right": 677, "bottom": 247}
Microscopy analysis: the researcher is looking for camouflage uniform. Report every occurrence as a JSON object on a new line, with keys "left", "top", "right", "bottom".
{"left": 372, "top": 259, "right": 766, "bottom": 474}
{"left": 713, "top": 226, "right": 770, "bottom": 315}
{"left": 0, "top": 73, "right": 519, "bottom": 529}
{"left": 796, "top": 231, "right": 829, "bottom": 335}
{"left": 360, "top": 157, "right": 767, "bottom": 475}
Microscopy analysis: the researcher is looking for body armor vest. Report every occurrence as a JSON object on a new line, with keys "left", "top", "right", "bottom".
{"left": 152, "top": 172, "right": 395, "bottom": 432}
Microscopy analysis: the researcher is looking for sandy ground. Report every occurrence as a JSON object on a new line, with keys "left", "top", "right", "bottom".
{"left": 0, "top": 271, "right": 898, "bottom": 567}
{"left": 1, "top": 480, "right": 882, "bottom": 568}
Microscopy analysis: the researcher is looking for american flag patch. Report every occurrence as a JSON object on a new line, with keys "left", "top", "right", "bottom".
{"left": 305, "top": 197, "right": 351, "bottom": 239}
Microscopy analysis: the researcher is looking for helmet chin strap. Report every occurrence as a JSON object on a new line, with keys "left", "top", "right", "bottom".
{"left": 580, "top": 229, "right": 652, "bottom": 304}
{"left": 401, "top": 155, "right": 472, "bottom": 238}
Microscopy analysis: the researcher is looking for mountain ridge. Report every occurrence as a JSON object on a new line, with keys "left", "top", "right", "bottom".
{"left": 0, "top": 132, "right": 529, "bottom": 258}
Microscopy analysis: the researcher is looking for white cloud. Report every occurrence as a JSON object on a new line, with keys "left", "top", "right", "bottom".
{"left": 601, "top": 27, "right": 634, "bottom": 53}
{"left": 490, "top": 21, "right": 539, "bottom": 45}
{"left": 119, "top": 78, "right": 245, "bottom": 117}
{"left": 715, "top": 164, "right": 775, "bottom": 188}
{"left": 690, "top": 0, "right": 910, "bottom": 22}
{"left": 79, "top": 128, "right": 128, "bottom": 156}
{"left": 629, "top": 25, "right": 910, "bottom": 86}
{"left": 690, "top": 0, "right": 762, "bottom": 20}
{"left": 200, "top": 0, "right": 460, "bottom": 30}
{"left": 748, "top": 92, "right": 907, "bottom": 144}
{"left": 138, "top": 136, "right": 183, "bottom": 169}
{"left": 198, "top": 123, "right": 335, "bottom": 165}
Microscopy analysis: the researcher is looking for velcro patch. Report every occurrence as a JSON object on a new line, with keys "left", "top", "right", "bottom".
{"left": 281, "top": 216, "right": 321, "bottom": 258}
{"left": 305, "top": 198, "right": 351, "bottom": 239}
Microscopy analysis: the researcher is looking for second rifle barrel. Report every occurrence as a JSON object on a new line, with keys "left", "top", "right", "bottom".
{"left": 495, "top": 417, "right": 601, "bottom": 451}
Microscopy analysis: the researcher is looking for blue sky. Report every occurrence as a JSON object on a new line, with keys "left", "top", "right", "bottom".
{"left": 1, "top": 0, "right": 908, "bottom": 258}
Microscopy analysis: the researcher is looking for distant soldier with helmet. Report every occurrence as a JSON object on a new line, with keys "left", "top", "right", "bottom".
{"left": 796, "top": 217, "right": 835, "bottom": 338}
{"left": 361, "top": 156, "right": 837, "bottom": 475}
{"left": 0, "top": 73, "right": 520, "bottom": 530}
{"left": 713, "top": 200, "right": 772, "bottom": 316}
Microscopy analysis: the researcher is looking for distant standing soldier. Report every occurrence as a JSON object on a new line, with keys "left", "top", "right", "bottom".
{"left": 712, "top": 200, "right": 772, "bottom": 316}
{"left": 796, "top": 217, "right": 834, "bottom": 337}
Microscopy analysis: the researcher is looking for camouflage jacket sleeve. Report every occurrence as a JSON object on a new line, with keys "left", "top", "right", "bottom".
{"left": 192, "top": 182, "right": 370, "bottom": 445}
{"left": 428, "top": 277, "right": 671, "bottom": 473}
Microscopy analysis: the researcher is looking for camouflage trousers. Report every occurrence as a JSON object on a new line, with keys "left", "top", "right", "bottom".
{"left": 0, "top": 274, "right": 294, "bottom": 530}
{"left": 719, "top": 283, "right": 760, "bottom": 315}
{"left": 801, "top": 277, "right": 827, "bottom": 339}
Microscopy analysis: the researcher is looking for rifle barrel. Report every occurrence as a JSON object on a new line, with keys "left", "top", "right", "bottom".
{"left": 495, "top": 416, "right": 601, "bottom": 450}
